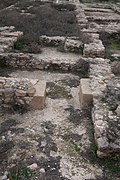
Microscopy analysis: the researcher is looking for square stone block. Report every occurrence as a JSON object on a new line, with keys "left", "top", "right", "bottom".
{"left": 29, "top": 81, "right": 46, "bottom": 110}
{"left": 79, "top": 78, "right": 93, "bottom": 108}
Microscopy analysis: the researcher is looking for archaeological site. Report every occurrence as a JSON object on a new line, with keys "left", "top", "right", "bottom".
{"left": 0, "top": 0, "right": 120, "bottom": 179}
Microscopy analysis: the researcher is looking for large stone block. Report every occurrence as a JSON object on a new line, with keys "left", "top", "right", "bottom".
{"left": 79, "top": 78, "right": 93, "bottom": 108}
{"left": 83, "top": 40, "right": 105, "bottom": 58}
{"left": 29, "top": 81, "right": 46, "bottom": 110}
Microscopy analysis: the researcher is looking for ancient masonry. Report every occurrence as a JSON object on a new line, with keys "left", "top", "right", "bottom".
{"left": 0, "top": 1, "right": 120, "bottom": 157}
{"left": 0, "top": 26, "right": 46, "bottom": 110}
{"left": 75, "top": 0, "right": 120, "bottom": 157}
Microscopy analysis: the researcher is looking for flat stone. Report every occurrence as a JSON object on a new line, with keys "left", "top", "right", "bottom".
{"left": 116, "top": 105, "right": 120, "bottom": 116}
{"left": 0, "top": 31, "right": 23, "bottom": 37}
{"left": 28, "top": 163, "right": 38, "bottom": 170}
{"left": 79, "top": 78, "right": 93, "bottom": 108}
{"left": 29, "top": 81, "right": 46, "bottom": 110}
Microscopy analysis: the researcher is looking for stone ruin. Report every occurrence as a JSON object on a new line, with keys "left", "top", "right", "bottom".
{"left": 0, "top": 0, "right": 120, "bottom": 158}
{"left": 76, "top": 0, "right": 120, "bottom": 158}
{"left": 0, "top": 26, "right": 46, "bottom": 110}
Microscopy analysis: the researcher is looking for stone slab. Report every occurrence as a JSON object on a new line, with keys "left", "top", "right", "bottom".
{"left": 79, "top": 78, "right": 93, "bottom": 108}
{"left": 29, "top": 81, "right": 46, "bottom": 110}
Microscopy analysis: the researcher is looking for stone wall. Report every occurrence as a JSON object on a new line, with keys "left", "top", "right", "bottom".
{"left": 89, "top": 58, "right": 120, "bottom": 157}
{"left": 75, "top": 0, "right": 120, "bottom": 157}
{"left": 0, "top": 77, "right": 46, "bottom": 110}
{"left": 0, "top": 52, "right": 89, "bottom": 72}
{"left": 40, "top": 35, "right": 83, "bottom": 53}
{"left": 0, "top": 26, "right": 23, "bottom": 53}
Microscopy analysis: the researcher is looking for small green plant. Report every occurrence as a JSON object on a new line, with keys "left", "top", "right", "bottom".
{"left": 14, "top": 40, "right": 24, "bottom": 50}
{"left": 110, "top": 40, "right": 120, "bottom": 50}
{"left": 11, "top": 103, "right": 29, "bottom": 114}
{"left": 0, "top": 58, "right": 7, "bottom": 67}
{"left": 9, "top": 168, "right": 35, "bottom": 180}
{"left": 47, "top": 84, "right": 72, "bottom": 99}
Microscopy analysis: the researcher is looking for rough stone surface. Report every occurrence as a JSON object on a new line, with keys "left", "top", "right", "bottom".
{"left": 75, "top": 1, "right": 120, "bottom": 157}
{"left": 0, "top": 77, "right": 46, "bottom": 110}
{"left": 0, "top": 26, "right": 23, "bottom": 53}
{"left": 29, "top": 81, "right": 46, "bottom": 110}
{"left": 0, "top": 49, "right": 88, "bottom": 72}
{"left": 83, "top": 40, "right": 105, "bottom": 58}
{"left": 39, "top": 35, "right": 65, "bottom": 46}
{"left": 64, "top": 38, "right": 83, "bottom": 53}
{"left": 79, "top": 78, "right": 93, "bottom": 108}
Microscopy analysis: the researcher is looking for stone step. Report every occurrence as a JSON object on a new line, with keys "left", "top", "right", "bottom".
{"left": 79, "top": 78, "right": 93, "bottom": 108}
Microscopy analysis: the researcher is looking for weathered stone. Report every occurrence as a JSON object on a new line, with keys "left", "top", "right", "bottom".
{"left": 97, "top": 150, "right": 108, "bottom": 158}
{"left": 97, "top": 137, "right": 109, "bottom": 151}
{"left": 29, "top": 81, "right": 46, "bottom": 110}
{"left": 64, "top": 38, "right": 83, "bottom": 53}
{"left": 111, "top": 61, "right": 120, "bottom": 75}
{"left": 28, "top": 163, "right": 38, "bottom": 170}
{"left": 27, "top": 86, "right": 36, "bottom": 97}
{"left": 116, "top": 105, "right": 120, "bottom": 116}
{"left": 39, "top": 35, "right": 65, "bottom": 46}
{"left": 4, "top": 97, "right": 14, "bottom": 104}
{"left": 0, "top": 31, "right": 23, "bottom": 37}
{"left": 0, "top": 50, "right": 87, "bottom": 72}
{"left": 0, "top": 83, "right": 4, "bottom": 88}
{"left": 15, "top": 89, "right": 26, "bottom": 97}
{"left": 79, "top": 78, "right": 93, "bottom": 107}
{"left": 3, "top": 88, "right": 14, "bottom": 97}
{"left": 83, "top": 40, "right": 105, "bottom": 58}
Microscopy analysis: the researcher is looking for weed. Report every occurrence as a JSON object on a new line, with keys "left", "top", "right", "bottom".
{"left": 11, "top": 103, "right": 29, "bottom": 114}
{"left": 0, "top": 58, "right": 7, "bottom": 67}
{"left": 100, "top": 32, "right": 120, "bottom": 60}
{"left": 14, "top": 40, "right": 23, "bottom": 50}
{"left": 47, "top": 84, "right": 72, "bottom": 99}
{"left": 9, "top": 167, "right": 35, "bottom": 180}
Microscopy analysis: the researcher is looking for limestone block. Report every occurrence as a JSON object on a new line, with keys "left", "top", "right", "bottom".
{"left": 39, "top": 35, "right": 65, "bottom": 46}
{"left": 79, "top": 78, "right": 93, "bottom": 108}
{"left": 64, "top": 39, "right": 83, "bottom": 53}
{"left": 29, "top": 81, "right": 46, "bottom": 110}
{"left": 111, "top": 61, "right": 120, "bottom": 75}
{"left": 0, "top": 31, "right": 23, "bottom": 37}
{"left": 116, "top": 105, "right": 120, "bottom": 116}
{"left": 83, "top": 40, "right": 105, "bottom": 58}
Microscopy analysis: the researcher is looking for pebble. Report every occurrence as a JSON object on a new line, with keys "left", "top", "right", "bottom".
{"left": 27, "top": 163, "right": 38, "bottom": 170}
{"left": 40, "top": 168, "right": 45, "bottom": 173}
{"left": 2, "top": 175, "right": 7, "bottom": 180}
